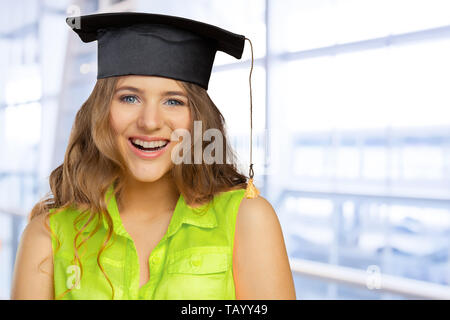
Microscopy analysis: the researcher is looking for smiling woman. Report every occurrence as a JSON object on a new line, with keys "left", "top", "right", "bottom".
{"left": 10, "top": 12, "right": 295, "bottom": 300}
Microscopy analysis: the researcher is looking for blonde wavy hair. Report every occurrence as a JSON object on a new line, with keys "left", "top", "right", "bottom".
{"left": 29, "top": 76, "right": 249, "bottom": 299}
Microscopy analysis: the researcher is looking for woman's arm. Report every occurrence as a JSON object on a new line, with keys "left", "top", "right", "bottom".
{"left": 233, "top": 196, "right": 296, "bottom": 299}
{"left": 10, "top": 213, "right": 54, "bottom": 300}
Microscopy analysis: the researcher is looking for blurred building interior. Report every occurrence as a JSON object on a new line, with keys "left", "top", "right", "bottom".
{"left": 0, "top": 0, "right": 449, "bottom": 299}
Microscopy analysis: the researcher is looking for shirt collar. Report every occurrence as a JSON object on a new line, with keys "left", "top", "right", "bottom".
{"left": 166, "top": 193, "right": 218, "bottom": 238}
{"left": 81, "top": 183, "right": 218, "bottom": 238}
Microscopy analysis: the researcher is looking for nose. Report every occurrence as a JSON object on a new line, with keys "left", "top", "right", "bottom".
{"left": 137, "top": 101, "right": 164, "bottom": 131}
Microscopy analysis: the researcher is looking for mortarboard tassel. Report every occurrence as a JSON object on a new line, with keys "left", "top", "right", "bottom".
{"left": 245, "top": 164, "right": 260, "bottom": 198}
{"left": 245, "top": 179, "right": 260, "bottom": 198}
{"left": 244, "top": 37, "right": 260, "bottom": 199}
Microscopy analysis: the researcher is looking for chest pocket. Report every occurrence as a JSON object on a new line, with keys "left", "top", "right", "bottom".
{"left": 167, "top": 248, "right": 229, "bottom": 275}
{"left": 162, "top": 246, "right": 232, "bottom": 299}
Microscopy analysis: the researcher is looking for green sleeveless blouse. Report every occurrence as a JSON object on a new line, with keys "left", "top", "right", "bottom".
{"left": 49, "top": 184, "right": 246, "bottom": 300}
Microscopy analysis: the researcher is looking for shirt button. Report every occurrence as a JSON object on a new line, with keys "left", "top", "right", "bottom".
{"left": 151, "top": 255, "right": 161, "bottom": 265}
{"left": 190, "top": 255, "right": 202, "bottom": 267}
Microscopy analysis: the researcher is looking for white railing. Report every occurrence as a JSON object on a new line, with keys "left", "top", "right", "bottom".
{"left": 290, "top": 258, "right": 450, "bottom": 300}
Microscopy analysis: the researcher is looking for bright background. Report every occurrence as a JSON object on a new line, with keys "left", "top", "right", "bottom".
{"left": 0, "top": 0, "right": 449, "bottom": 299}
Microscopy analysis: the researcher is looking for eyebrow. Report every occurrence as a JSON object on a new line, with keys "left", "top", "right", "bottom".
{"left": 114, "top": 86, "right": 188, "bottom": 97}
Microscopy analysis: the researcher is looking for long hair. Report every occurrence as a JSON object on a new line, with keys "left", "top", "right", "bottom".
{"left": 29, "top": 76, "right": 249, "bottom": 299}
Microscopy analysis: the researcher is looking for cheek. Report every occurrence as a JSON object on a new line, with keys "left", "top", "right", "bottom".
{"left": 109, "top": 105, "right": 130, "bottom": 133}
{"left": 176, "top": 108, "right": 192, "bottom": 130}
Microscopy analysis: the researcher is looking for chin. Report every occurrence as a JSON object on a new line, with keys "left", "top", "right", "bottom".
{"left": 127, "top": 164, "right": 172, "bottom": 183}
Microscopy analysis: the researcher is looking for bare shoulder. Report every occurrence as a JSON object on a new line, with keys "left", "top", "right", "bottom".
{"left": 26, "top": 212, "right": 52, "bottom": 237}
{"left": 10, "top": 212, "right": 54, "bottom": 299}
{"left": 234, "top": 195, "right": 282, "bottom": 250}
{"left": 21, "top": 213, "right": 54, "bottom": 251}
{"left": 236, "top": 195, "right": 279, "bottom": 228}
{"left": 232, "top": 195, "right": 296, "bottom": 299}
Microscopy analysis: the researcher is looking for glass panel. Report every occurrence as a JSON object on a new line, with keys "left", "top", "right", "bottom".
{"left": 282, "top": 39, "right": 450, "bottom": 132}
{"left": 271, "top": 0, "right": 450, "bottom": 53}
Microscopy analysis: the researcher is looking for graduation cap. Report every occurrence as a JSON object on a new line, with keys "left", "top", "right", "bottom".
{"left": 66, "top": 12, "right": 245, "bottom": 90}
{"left": 66, "top": 12, "right": 260, "bottom": 198}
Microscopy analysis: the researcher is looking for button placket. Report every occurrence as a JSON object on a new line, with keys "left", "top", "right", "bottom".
{"left": 143, "top": 242, "right": 167, "bottom": 298}
{"left": 126, "top": 239, "right": 140, "bottom": 299}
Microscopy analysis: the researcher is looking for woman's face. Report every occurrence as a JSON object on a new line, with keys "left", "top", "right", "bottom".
{"left": 109, "top": 75, "right": 191, "bottom": 183}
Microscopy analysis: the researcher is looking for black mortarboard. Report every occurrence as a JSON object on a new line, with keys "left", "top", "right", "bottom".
{"left": 66, "top": 12, "right": 246, "bottom": 90}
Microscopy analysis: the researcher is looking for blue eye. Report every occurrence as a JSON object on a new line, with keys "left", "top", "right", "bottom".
{"left": 120, "top": 95, "right": 139, "bottom": 104}
{"left": 166, "top": 99, "right": 184, "bottom": 106}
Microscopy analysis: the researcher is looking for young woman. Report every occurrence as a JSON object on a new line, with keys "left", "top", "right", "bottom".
{"left": 10, "top": 12, "right": 296, "bottom": 300}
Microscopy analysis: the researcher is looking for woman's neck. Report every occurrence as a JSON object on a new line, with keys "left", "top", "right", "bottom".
{"left": 116, "top": 173, "right": 180, "bottom": 223}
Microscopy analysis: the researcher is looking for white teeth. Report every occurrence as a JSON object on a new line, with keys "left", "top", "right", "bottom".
{"left": 132, "top": 139, "right": 168, "bottom": 148}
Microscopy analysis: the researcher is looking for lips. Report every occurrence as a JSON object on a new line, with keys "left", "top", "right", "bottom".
{"left": 128, "top": 135, "right": 170, "bottom": 142}
{"left": 127, "top": 137, "right": 170, "bottom": 159}
{"left": 129, "top": 138, "right": 169, "bottom": 150}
